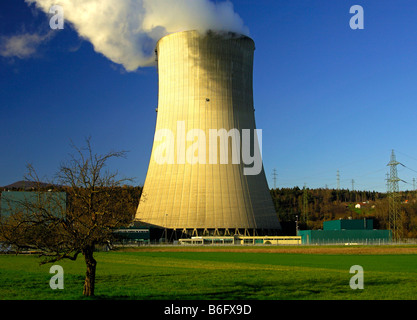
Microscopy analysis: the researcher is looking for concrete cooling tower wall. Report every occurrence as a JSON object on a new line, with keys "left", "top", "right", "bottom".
{"left": 135, "top": 30, "right": 281, "bottom": 237}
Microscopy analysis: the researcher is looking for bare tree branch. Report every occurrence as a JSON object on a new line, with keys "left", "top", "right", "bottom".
{"left": 0, "top": 138, "right": 139, "bottom": 296}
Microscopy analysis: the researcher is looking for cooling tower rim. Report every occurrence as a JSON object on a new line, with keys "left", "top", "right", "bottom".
{"left": 155, "top": 29, "right": 254, "bottom": 49}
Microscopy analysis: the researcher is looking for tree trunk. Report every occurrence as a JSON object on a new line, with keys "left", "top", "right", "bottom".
{"left": 83, "top": 246, "right": 97, "bottom": 296}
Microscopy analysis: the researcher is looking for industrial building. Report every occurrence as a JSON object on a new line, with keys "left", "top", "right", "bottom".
{"left": 0, "top": 191, "right": 67, "bottom": 217}
{"left": 112, "top": 227, "right": 151, "bottom": 245}
{"left": 298, "top": 219, "right": 392, "bottom": 245}
{"left": 179, "top": 236, "right": 301, "bottom": 245}
{"left": 135, "top": 30, "right": 281, "bottom": 237}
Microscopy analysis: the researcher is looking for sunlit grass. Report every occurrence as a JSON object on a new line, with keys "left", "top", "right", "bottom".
{"left": 1, "top": 248, "right": 416, "bottom": 300}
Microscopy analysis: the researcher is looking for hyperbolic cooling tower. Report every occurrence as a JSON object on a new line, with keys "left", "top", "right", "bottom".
{"left": 135, "top": 30, "right": 281, "bottom": 236}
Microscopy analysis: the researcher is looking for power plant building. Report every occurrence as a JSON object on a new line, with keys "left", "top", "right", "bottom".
{"left": 298, "top": 219, "right": 392, "bottom": 244}
{"left": 135, "top": 30, "right": 281, "bottom": 237}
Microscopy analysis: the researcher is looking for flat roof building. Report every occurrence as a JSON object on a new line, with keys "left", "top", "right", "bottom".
{"left": 298, "top": 219, "right": 391, "bottom": 245}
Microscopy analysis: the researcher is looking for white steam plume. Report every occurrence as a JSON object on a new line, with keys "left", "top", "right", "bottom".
{"left": 25, "top": 0, "right": 249, "bottom": 71}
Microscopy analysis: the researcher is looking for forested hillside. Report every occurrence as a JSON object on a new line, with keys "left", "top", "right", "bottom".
{"left": 271, "top": 187, "right": 417, "bottom": 238}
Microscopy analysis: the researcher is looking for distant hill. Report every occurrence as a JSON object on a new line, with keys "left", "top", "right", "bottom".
{"left": 2, "top": 180, "right": 54, "bottom": 189}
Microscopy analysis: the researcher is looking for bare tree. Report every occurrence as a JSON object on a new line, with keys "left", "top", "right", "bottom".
{"left": 0, "top": 138, "right": 137, "bottom": 296}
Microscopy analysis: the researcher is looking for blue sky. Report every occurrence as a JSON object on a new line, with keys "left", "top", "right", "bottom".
{"left": 1, "top": 0, "right": 417, "bottom": 192}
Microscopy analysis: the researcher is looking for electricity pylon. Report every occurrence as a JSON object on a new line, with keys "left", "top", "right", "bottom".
{"left": 272, "top": 169, "right": 278, "bottom": 189}
{"left": 302, "top": 183, "right": 308, "bottom": 225}
{"left": 337, "top": 170, "right": 340, "bottom": 190}
{"left": 387, "top": 150, "right": 403, "bottom": 242}
{"left": 336, "top": 170, "right": 340, "bottom": 201}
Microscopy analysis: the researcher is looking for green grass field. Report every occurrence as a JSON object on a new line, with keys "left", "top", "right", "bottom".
{"left": 1, "top": 246, "right": 417, "bottom": 300}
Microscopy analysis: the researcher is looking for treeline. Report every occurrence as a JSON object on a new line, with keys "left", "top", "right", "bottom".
{"left": 1, "top": 185, "right": 143, "bottom": 197}
{"left": 270, "top": 187, "right": 417, "bottom": 238}
{"left": 3, "top": 185, "right": 417, "bottom": 238}
{"left": 0, "top": 185, "right": 143, "bottom": 220}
